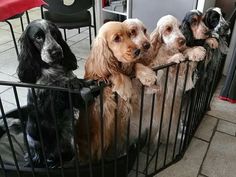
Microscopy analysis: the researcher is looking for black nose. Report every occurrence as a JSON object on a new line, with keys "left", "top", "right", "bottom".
{"left": 178, "top": 38, "right": 186, "bottom": 46}
{"left": 143, "top": 42, "right": 151, "bottom": 50}
{"left": 133, "top": 48, "right": 141, "bottom": 57}
{"left": 50, "top": 48, "right": 63, "bottom": 58}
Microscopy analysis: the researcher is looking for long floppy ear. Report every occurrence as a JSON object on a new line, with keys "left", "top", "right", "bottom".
{"left": 84, "top": 36, "right": 115, "bottom": 80}
{"left": 150, "top": 26, "right": 162, "bottom": 52}
{"left": 180, "top": 19, "right": 193, "bottom": 46}
{"left": 17, "top": 27, "right": 42, "bottom": 83}
{"left": 203, "top": 9, "right": 220, "bottom": 30}
{"left": 52, "top": 23, "right": 77, "bottom": 71}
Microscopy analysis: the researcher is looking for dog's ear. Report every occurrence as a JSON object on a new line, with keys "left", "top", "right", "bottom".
{"left": 150, "top": 26, "right": 162, "bottom": 52}
{"left": 204, "top": 10, "right": 220, "bottom": 29}
{"left": 17, "top": 27, "right": 42, "bottom": 83}
{"left": 180, "top": 20, "right": 193, "bottom": 46}
{"left": 53, "top": 24, "right": 78, "bottom": 71}
{"left": 84, "top": 36, "right": 114, "bottom": 80}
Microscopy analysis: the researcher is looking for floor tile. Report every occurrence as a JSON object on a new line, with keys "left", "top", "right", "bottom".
{"left": 217, "top": 120, "right": 236, "bottom": 136}
{"left": 0, "top": 100, "right": 16, "bottom": 117}
{"left": 155, "top": 138, "right": 208, "bottom": 177}
{"left": 0, "top": 29, "right": 20, "bottom": 45}
{"left": 0, "top": 72, "right": 18, "bottom": 93}
{"left": 194, "top": 115, "right": 218, "bottom": 141}
{"left": 70, "top": 38, "right": 91, "bottom": 59}
{"left": 201, "top": 132, "right": 236, "bottom": 177}
{"left": 207, "top": 79, "right": 236, "bottom": 123}
{"left": 0, "top": 49, "right": 18, "bottom": 76}
{"left": 74, "top": 59, "right": 86, "bottom": 78}
{"left": 0, "top": 87, "right": 28, "bottom": 106}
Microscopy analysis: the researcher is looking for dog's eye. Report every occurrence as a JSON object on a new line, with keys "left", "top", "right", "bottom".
{"left": 191, "top": 18, "right": 198, "bottom": 26}
{"left": 35, "top": 34, "right": 43, "bottom": 41}
{"left": 144, "top": 28, "right": 147, "bottom": 34}
{"left": 166, "top": 26, "right": 172, "bottom": 32}
{"left": 131, "top": 29, "right": 136, "bottom": 36}
{"left": 114, "top": 35, "right": 121, "bottom": 42}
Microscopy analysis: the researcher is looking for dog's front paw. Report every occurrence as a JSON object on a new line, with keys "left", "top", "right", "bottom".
{"left": 206, "top": 38, "right": 219, "bottom": 49}
{"left": 187, "top": 46, "right": 206, "bottom": 61}
{"left": 167, "top": 53, "right": 185, "bottom": 63}
{"left": 135, "top": 63, "right": 157, "bottom": 86}
{"left": 111, "top": 74, "right": 132, "bottom": 101}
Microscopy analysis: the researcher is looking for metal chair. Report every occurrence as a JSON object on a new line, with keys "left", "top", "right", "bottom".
{"left": 42, "top": 0, "right": 97, "bottom": 45}
{"left": 3, "top": 12, "right": 30, "bottom": 56}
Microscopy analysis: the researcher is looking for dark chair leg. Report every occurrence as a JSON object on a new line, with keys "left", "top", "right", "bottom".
{"left": 41, "top": 6, "right": 44, "bottom": 19}
{"left": 92, "top": 3, "right": 97, "bottom": 36}
{"left": 63, "top": 29, "right": 67, "bottom": 41}
{"left": 78, "top": 28, "right": 80, "bottom": 34}
{"left": 26, "top": 11, "right": 30, "bottom": 24}
{"left": 89, "top": 26, "right": 92, "bottom": 46}
{"left": 20, "top": 16, "right": 24, "bottom": 32}
{"left": 5, "top": 20, "right": 19, "bottom": 56}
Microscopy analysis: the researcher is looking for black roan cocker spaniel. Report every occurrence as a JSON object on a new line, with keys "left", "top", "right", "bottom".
{"left": 17, "top": 19, "right": 99, "bottom": 167}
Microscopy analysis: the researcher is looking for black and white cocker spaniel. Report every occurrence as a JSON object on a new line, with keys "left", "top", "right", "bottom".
{"left": 204, "top": 7, "right": 231, "bottom": 54}
{"left": 17, "top": 19, "right": 99, "bottom": 167}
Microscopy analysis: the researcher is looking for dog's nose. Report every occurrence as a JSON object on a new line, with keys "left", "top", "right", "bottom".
{"left": 133, "top": 48, "right": 141, "bottom": 57}
{"left": 50, "top": 48, "right": 63, "bottom": 58}
{"left": 178, "top": 38, "right": 186, "bottom": 46}
{"left": 143, "top": 42, "right": 151, "bottom": 50}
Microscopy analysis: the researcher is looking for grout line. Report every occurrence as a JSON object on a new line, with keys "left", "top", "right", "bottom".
{"left": 215, "top": 130, "right": 236, "bottom": 138}
{"left": 199, "top": 173, "right": 209, "bottom": 177}
{"left": 205, "top": 114, "right": 236, "bottom": 125}
{"left": 193, "top": 136, "right": 210, "bottom": 143}
{"left": 197, "top": 118, "right": 219, "bottom": 177}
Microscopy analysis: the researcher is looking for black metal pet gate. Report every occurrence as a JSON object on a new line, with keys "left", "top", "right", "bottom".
{"left": 0, "top": 49, "right": 223, "bottom": 177}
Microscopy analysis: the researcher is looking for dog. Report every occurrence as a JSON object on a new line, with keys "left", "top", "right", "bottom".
{"left": 77, "top": 21, "right": 156, "bottom": 162}
{"left": 84, "top": 21, "right": 156, "bottom": 101}
{"left": 181, "top": 9, "right": 219, "bottom": 49}
{"left": 204, "top": 7, "right": 231, "bottom": 54}
{"left": 141, "top": 15, "right": 207, "bottom": 145}
{"left": 17, "top": 19, "right": 99, "bottom": 167}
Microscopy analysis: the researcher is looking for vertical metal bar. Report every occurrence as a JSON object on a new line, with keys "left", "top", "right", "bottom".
{"left": 125, "top": 114, "right": 131, "bottom": 177}
{"left": 78, "top": 28, "right": 81, "bottom": 34}
{"left": 0, "top": 98, "right": 21, "bottom": 177}
{"left": 84, "top": 100, "right": 93, "bottom": 177}
{"left": 135, "top": 85, "right": 145, "bottom": 177}
{"left": 5, "top": 21, "right": 19, "bottom": 56}
{"left": 41, "top": 6, "right": 44, "bottom": 19}
{"left": 154, "top": 67, "right": 169, "bottom": 170}
{"left": 20, "top": 16, "right": 24, "bottom": 32}
{"left": 99, "top": 87, "right": 105, "bottom": 177}
{"left": 114, "top": 93, "right": 118, "bottom": 177}
{"left": 163, "top": 64, "right": 180, "bottom": 166}
{"left": 92, "top": 0, "right": 97, "bottom": 36}
{"left": 145, "top": 92, "right": 156, "bottom": 176}
{"left": 172, "top": 62, "right": 189, "bottom": 159}
{"left": 49, "top": 90, "right": 65, "bottom": 177}
{"left": 26, "top": 11, "right": 30, "bottom": 24}
{"left": 12, "top": 86, "right": 35, "bottom": 177}
{"left": 89, "top": 26, "right": 92, "bottom": 46}
{"left": 68, "top": 90, "right": 80, "bottom": 177}
{"left": 64, "top": 29, "right": 67, "bottom": 41}
{"left": 31, "top": 88, "right": 50, "bottom": 177}
{"left": 0, "top": 155, "right": 7, "bottom": 177}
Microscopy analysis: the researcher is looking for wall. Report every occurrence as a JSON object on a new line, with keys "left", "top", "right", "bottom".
{"left": 197, "top": 0, "right": 216, "bottom": 12}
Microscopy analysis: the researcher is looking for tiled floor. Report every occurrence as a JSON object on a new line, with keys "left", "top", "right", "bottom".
{"left": 0, "top": 8, "right": 236, "bottom": 177}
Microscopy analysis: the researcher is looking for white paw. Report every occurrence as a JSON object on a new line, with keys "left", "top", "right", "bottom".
{"left": 139, "top": 72, "right": 157, "bottom": 86}
{"left": 188, "top": 46, "right": 206, "bottom": 61}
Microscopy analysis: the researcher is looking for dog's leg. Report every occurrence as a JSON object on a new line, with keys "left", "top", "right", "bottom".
{"left": 135, "top": 63, "right": 157, "bottom": 87}
{"left": 110, "top": 73, "right": 132, "bottom": 101}
{"left": 184, "top": 46, "right": 206, "bottom": 61}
